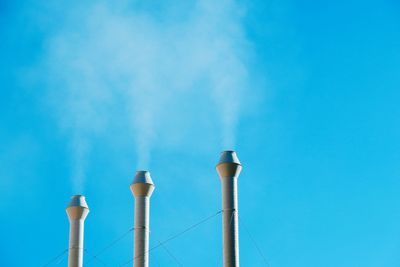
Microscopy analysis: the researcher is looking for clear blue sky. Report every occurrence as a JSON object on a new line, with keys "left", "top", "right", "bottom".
{"left": 1, "top": 0, "right": 400, "bottom": 266}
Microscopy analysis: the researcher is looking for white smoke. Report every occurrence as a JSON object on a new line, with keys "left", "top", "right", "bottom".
{"left": 39, "top": 0, "right": 252, "bottom": 192}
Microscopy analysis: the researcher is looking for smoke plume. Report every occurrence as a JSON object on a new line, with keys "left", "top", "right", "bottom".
{"left": 38, "top": 0, "right": 252, "bottom": 191}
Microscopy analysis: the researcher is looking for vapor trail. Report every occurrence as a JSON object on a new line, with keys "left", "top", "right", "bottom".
{"left": 38, "top": 0, "right": 252, "bottom": 191}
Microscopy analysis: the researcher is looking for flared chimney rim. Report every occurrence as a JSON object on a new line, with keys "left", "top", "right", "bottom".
{"left": 67, "top": 194, "right": 89, "bottom": 209}
{"left": 131, "top": 170, "right": 154, "bottom": 185}
{"left": 217, "top": 150, "right": 241, "bottom": 166}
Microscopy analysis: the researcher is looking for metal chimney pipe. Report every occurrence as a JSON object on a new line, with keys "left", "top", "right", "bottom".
{"left": 66, "top": 195, "right": 89, "bottom": 267}
{"left": 130, "top": 171, "right": 155, "bottom": 267}
{"left": 216, "top": 151, "right": 242, "bottom": 267}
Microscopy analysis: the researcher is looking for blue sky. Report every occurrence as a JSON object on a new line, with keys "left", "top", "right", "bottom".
{"left": 1, "top": 0, "right": 400, "bottom": 266}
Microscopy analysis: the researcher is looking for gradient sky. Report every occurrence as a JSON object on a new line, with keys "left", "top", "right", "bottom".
{"left": 1, "top": 0, "right": 400, "bottom": 266}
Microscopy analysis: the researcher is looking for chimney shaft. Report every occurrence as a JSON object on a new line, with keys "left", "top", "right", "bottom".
{"left": 66, "top": 195, "right": 89, "bottom": 267}
{"left": 130, "top": 171, "right": 155, "bottom": 267}
{"left": 216, "top": 151, "right": 242, "bottom": 267}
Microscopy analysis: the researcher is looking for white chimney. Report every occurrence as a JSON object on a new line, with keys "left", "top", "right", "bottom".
{"left": 216, "top": 151, "right": 242, "bottom": 267}
{"left": 130, "top": 171, "right": 155, "bottom": 267}
{"left": 66, "top": 195, "right": 89, "bottom": 267}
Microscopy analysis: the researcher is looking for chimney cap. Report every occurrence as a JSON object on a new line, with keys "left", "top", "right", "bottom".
{"left": 66, "top": 195, "right": 89, "bottom": 220}
{"left": 130, "top": 171, "right": 155, "bottom": 197}
{"left": 131, "top": 170, "right": 154, "bottom": 185}
{"left": 217, "top": 150, "right": 241, "bottom": 166}
{"left": 216, "top": 150, "right": 242, "bottom": 178}
{"left": 67, "top": 195, "right": 89, "bottom": 209}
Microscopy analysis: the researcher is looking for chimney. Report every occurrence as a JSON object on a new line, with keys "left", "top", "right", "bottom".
{"left": 66, "top": 195, "right": 89, "bottom": 267}
{"left": 130, "top": 171, "right": 155, "bottom": 267}
{"left": 216, "top": 151, "right": 242, "bottom": 267}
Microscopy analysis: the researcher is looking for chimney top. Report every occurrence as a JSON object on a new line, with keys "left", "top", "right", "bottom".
{"left": 66, "top": 195, "right": 89, "bottom": 220}
{"left": 67, "top": 195, "right": 89, "bottom": 209}
{"left": 217, "top": 150, "right": 241, "bottom": 165}
{"left": 132, "top": 170, "right": 154, "bottom": 185}
{"left": 130, "top": 171, "right": 155, "bottom": 197}
{"left": 216, "top": 150, "right": 242, "bottom": 178}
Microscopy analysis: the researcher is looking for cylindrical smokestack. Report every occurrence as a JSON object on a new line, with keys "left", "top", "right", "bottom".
{"left": 130, "top": 171, "right": 155, "bottom": 267}
{"left": 216, "top": 151, "right": 242, "bottom": 267}
{"left": 66, "top": 195, "right": 89, "bottom": 267}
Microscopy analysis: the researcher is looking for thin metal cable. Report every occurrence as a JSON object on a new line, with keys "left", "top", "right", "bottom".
{"left": 54, "top": 252, "right": 67, "bottom": 265}
{"left": 229, "top": 209, "right": 235, "bottom": 230}
{"left": 238, "top": 215, "right": 271, "bottom": 267}
{"left": 222, "top": 208, "right": 236, "bottom": 233}
{"left": 158, "top": 240, "right": 184, "bottom": 267}
{"left": 117, "top": 210, "right": 222, "bottom": 267}
{"left": 84, "top": 248, "right": 111, "bottom": 267}
{"left": 41, "top": 249, "right": 68, "bottom": 267}
{"left": 85, "top": 227, "right": 134, "bottom": 266}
